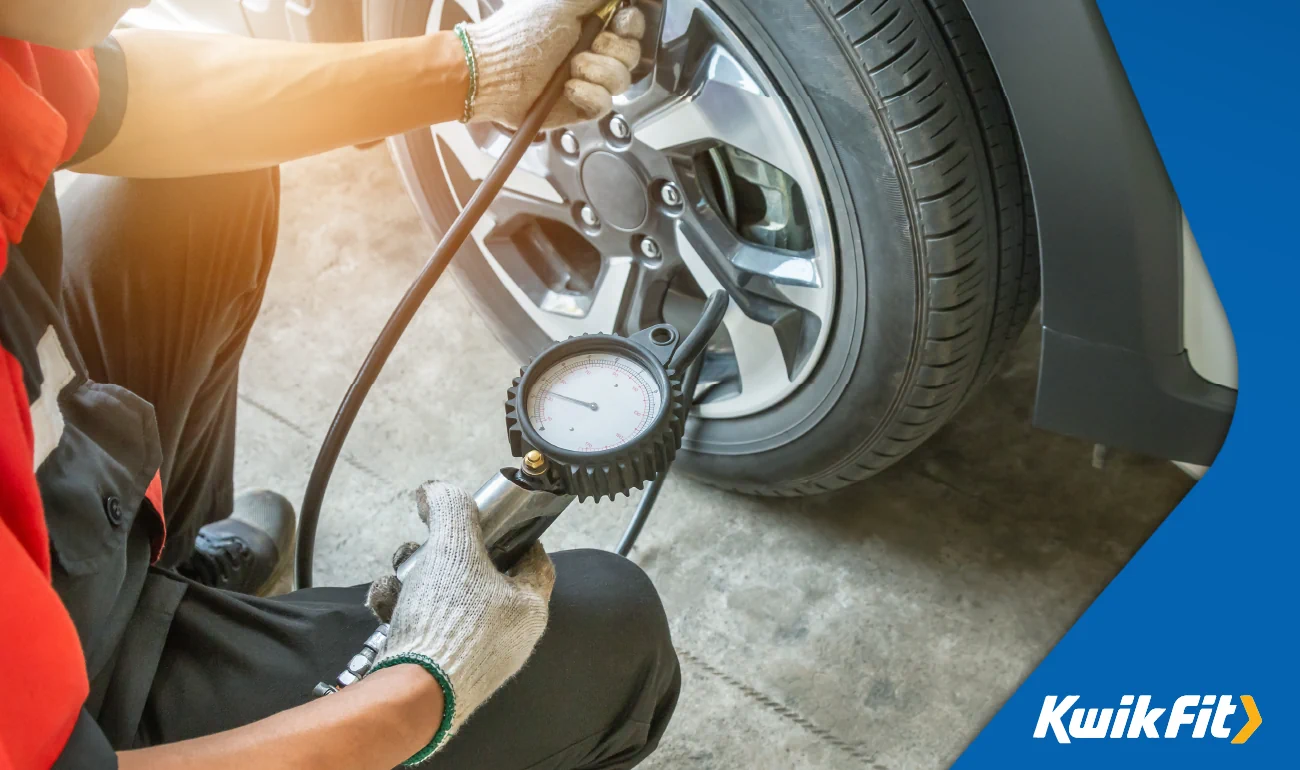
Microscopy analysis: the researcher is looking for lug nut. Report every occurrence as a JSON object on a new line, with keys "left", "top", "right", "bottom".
{"left": 609, "top": 114, "right": 631, "bottom": 140}
{"left": 639, "top": 237, "right": 661, "bottom": 260}
{"left": 660, "top": 183, "right": 683, "bottom": 207}
{"left": 579, "top": 205, "right": 600, "bottom": 228}
{"left": 559, "top": 131, "right": 580, "bottom": 156}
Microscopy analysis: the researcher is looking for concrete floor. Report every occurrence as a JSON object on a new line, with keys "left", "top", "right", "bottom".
{"left": 235, "top": 147, "right": 1193, "bottom": 769}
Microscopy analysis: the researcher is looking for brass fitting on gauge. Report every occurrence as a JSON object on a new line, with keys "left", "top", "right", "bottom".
{"left": 522, "top": 450, "right": 549, "bottom": 476}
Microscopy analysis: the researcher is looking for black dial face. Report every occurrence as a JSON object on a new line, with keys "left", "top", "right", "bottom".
{"left": 525, "top": 351, "right": 664, "bottom": 454}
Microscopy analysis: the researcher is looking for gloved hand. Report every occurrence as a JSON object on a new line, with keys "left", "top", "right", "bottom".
{"left": 367, "top": 481, "right": 555, "bottom": 764}
{"left": 456, "top": 0, "right": 647, "bottom": 128}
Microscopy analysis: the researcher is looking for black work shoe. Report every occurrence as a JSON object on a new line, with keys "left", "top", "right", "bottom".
{"left": 178, "top": 490, "right": 296, "bottom": 596}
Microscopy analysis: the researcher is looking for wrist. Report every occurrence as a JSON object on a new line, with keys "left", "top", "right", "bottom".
{"left": 413, "top": 30, "right": 472, "bottom": 125}
{"left": 371, "top": 654, "right": 457, "bottom": 764}
{"left": 368, "top": 662, "right": 445, "bottom": 704}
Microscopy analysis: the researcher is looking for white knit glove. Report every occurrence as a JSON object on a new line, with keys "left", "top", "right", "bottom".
{"left": 456, "top": 0, "right": 646, "bottom": 128}
{"left": 368, "top": 482, "right": 555, "bottom": 764}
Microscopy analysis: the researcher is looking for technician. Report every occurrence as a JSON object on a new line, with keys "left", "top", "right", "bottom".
{"left": 0, "top": 1, "right": 679, "bottom": 768}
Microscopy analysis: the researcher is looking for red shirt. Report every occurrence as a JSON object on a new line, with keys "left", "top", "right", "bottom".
{"left": 0, "top": 39, "right": 99, "bottom": 770}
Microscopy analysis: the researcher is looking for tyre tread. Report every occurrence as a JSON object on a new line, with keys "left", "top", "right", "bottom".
{"left": 728, "top": 0, "right": 1040, "bottom": 497}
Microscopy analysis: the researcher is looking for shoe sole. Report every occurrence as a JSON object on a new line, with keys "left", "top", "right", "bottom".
{"left": 255, "top": 537, "right": 297, "bottom": 597}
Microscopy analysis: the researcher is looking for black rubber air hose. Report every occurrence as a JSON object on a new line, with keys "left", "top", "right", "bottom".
{"left": 617, "top": 289, "right": 727, "bottom": 556}
{"left": 667, "top": 289, "right": 728, "bottom": 373}
{"left": 296, "top": 12, "right": 615, "bottom": 588}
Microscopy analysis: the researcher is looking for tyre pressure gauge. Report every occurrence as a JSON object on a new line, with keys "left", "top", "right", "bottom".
{"left": 507, "top": 325, "right": 687, "bottom": 500}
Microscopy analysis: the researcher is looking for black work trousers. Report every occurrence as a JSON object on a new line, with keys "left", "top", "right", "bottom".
{"left": 58, "top": 168, "right": 680, "bottom": 769}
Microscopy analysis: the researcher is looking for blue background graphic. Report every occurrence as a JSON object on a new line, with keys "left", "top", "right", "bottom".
{"left": 954, "top": 1, "right": 1298, "bottom": 767}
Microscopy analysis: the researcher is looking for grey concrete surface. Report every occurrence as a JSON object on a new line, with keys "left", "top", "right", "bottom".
{"left": 235, "top": 147, "right": 1193, "bottom": 769}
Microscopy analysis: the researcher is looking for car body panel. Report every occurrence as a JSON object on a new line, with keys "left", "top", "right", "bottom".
{"left": 122, "top": 0, "right": 251, "bottom": 34}
{"left": 1181, "top": 215, "right": 1237, "bottom": 389}
{"left": 964, "top": 0, "right": 1236, "bottom": 465}
{"left": 125, "top": 0, "right": 350, "bottom": 42}
{"left": 241, "top": 0, "right": 296, "bottom": 40}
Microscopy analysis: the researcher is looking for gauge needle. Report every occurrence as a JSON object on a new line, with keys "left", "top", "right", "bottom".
{"left": 549, "top": 392, "right": 599, "bottom": 411}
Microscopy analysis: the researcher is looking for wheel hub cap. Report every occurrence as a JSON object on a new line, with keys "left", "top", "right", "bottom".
{"left": 581, "top": 151, "right": 648, "bottom": 231}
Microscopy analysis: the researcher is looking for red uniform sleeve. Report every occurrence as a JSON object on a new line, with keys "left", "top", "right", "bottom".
{"left": 1, "top": 38, "right": 100, "bottom": 770}
{"left": 0, "top": 321, "right": 90, "bottom": 770}
{"left": 0, "top": 470, "right": 89, "bottom": 770}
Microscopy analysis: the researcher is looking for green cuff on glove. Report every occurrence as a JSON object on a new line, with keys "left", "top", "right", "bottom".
{"left": 452, "top": 22, "right": 479, "bottom": 123}
{"left": 371, "top": 653, "right": 457, "bottom": 765}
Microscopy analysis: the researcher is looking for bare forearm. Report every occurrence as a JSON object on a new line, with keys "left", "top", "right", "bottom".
{"left": 117, "top": 665, "right": 443, "bottom": 770}
{"left": 74, "top": 29, "right": 469, "bottom": 178}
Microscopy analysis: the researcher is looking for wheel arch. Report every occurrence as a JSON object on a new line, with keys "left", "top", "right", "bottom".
{"left": 962, "top": 0, "right": 1235, "bottom": 465}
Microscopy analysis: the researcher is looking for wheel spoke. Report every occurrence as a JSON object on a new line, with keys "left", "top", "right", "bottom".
{"left": 682, "top": 190, "right": 821, "bottom": 288}
{"left": 615, "top": 262, "right": 675, "bottom": 336}
{"left": 673, "top": 222, "right": 795, "bottom": 417}
{"left": 560, "top": 256, "right": 635, "bottom": 336}
{"left": 770, "top": 283, "right": 828, "bottom": 315}
{"left": 432, "top": 123, "right": 564, "bottom": 204}
{"left": 720, "top": 317, "right": 793, "bottom": 415}
{"left": 476, "top": 126, "right": 587, "bottom": 206}
{"left": 616, "top": 79, "right": 678, "bottom": 130}
{"left": 472, "top": 206, "right": 635, "bottom": 339}
{"left": 474, "top": 127, "right": 553, "bottom": 179}
{"left": 489, "top": 188, "right": 573, "bottom": 227}
{"left": 630, "top": 43, "right": 814, "bottom": 192}
{"left": 731, "top": 247, "right": 821, "bottom": 288}
{"left": 659, "top": 0, "right": 699, "bottom": 44}
{"left": 431, "top": 0, "right": 482, "bottom": 26}
{"left": 611, "top": 0, "right": 680, "bottom": 124}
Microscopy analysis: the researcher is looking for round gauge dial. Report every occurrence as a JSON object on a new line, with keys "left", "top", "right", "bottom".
{"left": 525, "top": 351, "right": 664, "bottom": 453}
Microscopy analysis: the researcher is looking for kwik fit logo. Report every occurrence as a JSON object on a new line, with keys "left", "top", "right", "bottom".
{"left": 1034, "top": 694, "right": 1262, "bottom": 744}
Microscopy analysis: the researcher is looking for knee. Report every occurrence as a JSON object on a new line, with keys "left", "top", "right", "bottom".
{"left": 549, "top": 549, "right": 679, "bottom": 689}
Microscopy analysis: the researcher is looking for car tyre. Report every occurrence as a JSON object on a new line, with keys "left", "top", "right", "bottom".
{"left": 364, "top": 0, "right": 1040, "bottom": 496}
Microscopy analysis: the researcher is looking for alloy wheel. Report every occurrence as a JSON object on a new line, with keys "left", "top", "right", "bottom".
{"left": 425, "top": 0, "right": 835, "bottom": 419}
